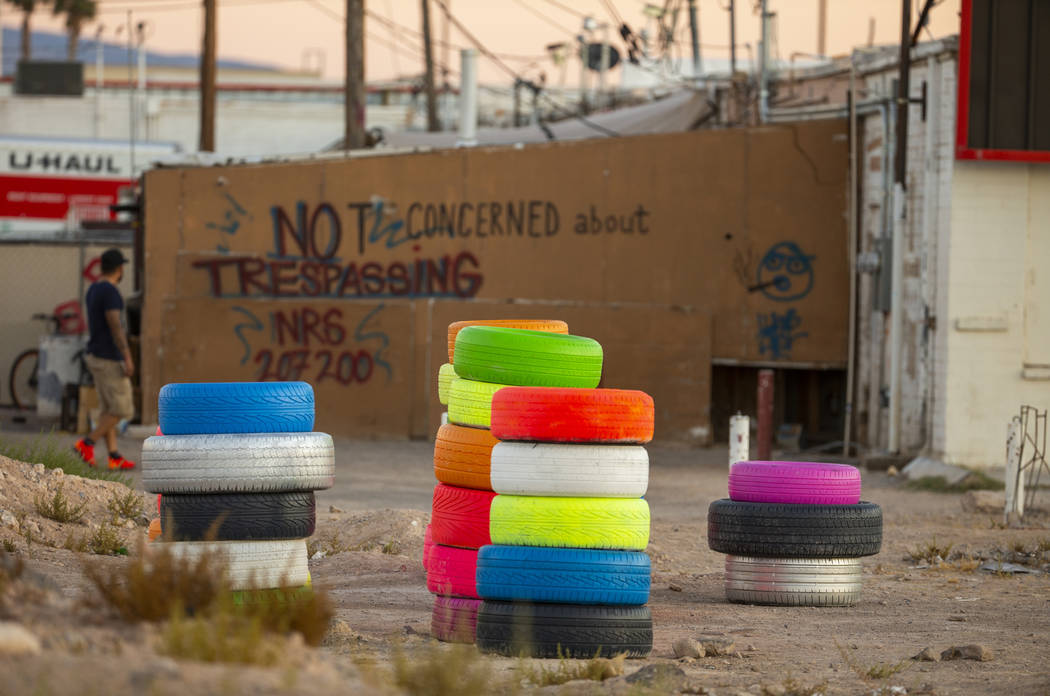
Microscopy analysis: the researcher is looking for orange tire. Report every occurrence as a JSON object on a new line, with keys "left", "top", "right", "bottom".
{"left": 433, "top": 423, "right": 500, "bottom": 490}
{"left": 447, "top": 319, "right": 568, "bottom": 364}
{"left": 147, "top": 517, "right": 162, "bottom": 542}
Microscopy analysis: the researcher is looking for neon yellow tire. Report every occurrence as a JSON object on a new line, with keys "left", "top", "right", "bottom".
{"left": 437, "top": 363, "right": 456, "bottom": 406}
{"left": 489, "top": 496, "right": 650, "bottom": 551}
{"left": 448, "top": 377, "right": 509, "bottom": 429}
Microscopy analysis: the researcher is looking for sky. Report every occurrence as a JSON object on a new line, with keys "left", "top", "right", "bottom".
{"left": 1, "top": 0, "right": 962, "bottom": 84}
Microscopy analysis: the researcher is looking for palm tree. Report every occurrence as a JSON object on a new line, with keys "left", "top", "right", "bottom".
{"left": 5, "top": 0, "right": 43, "bottom": 61}
{"left": 52, "top": 0, "right": 96, "bottom": 61}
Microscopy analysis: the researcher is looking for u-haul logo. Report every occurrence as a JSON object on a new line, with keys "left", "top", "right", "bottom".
{"left": 7, "top": 151, "right": 123, "bottom": 176}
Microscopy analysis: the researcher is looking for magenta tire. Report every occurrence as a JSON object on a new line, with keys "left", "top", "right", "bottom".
{"left": 729, "top": 461, "right": 862, "bottom": 504}
{"left": 423, "top": 524, "right": 433, "bottom": 572}
{"left": 426, "top": 543, "right": 479, "bottom": 598}
{"left": 431, "top": 596, "right": 481, "bottom": 643}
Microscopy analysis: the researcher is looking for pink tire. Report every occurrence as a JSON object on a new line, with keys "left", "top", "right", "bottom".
{"left": 423, "top": 524, "right": 433, "bottom": 572}
{"left": 729, "top": 461, "right": 862, "bottom": 504}
{"left": 431, "top": 596, "right": 481, "bottom": 643}
{"left": 426, "top": 543, "right": 479, "bottom": 598}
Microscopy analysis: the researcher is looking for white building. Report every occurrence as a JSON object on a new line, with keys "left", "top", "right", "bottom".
{"left": 777, "top": 36, "right": 1049, "bottom": 470}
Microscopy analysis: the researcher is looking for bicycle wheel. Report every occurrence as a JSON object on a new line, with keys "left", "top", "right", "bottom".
{"left": 9, "top": 349, "right": 39, "bottom": 410}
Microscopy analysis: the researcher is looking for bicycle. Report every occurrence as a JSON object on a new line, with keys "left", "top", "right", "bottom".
{"left": 8, "top": 306, "right": 86, "bottom": 410}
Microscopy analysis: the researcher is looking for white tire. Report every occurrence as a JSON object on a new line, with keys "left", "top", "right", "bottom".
{"left": 490, "top": 442, "right": 649, "bottom": 497}
{"left": 156, "top": 539, "right": 310, "bottom": 590}
{"left": 142, "top": 433, "right": 335, "bottom": 494}
{"left": 724, "top": 556, "right": 862, "bottom": 606}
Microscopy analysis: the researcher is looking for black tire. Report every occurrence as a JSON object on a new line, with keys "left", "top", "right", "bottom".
{"left": 160, "top": 492, "right": 316, "bottom": 541}
{"left": 706, "top": 499, "right": 882, "bottom": 558}
{"left": 8, "top": 349, "right": 39, "bottom": 410}
{"left": 476, "top": 601, "right": 652, "bottom": 658}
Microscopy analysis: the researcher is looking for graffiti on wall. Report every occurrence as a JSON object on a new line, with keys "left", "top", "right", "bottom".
{"left": 749, "top": 241, "right": 815, "bottom": 360}
{"left": 195, "top": 196, "right": 652, "bottom": 301}
{"left": 230, "top": 303, "right": 392, "bottom": 385}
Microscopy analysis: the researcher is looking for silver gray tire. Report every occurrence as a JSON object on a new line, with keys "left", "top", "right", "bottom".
{"left": 153, "top": 539, "right": 309, "bottom": 590}
{"left": 490, "top": 442, "right": 649, "bottom": 497}
{"left": 724, "top": 556, "right": 862, "bottom": 607}
{"left": 142, "top": 433, "right": 335, "bottom": 493}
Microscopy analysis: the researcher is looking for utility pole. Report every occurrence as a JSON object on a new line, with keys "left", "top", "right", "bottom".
{"left": 687, "top": 0, "right": 701, "bottom": 79}
{"left": 758, "top": 0, "right": 769, "bottom": 123}
{"left": 817, "top": 0, "right": 827, "bottom": 56}
{"left": 728, "top": 0, "right": 736, "bottom": 74}
{"left": 441, "top": 0, "right": 450, "bottom": 129}
{"left": 199, "top": 0, "right": 216, "bottom": 152}
{"left": 421, "top": 0, "right": 439, "bottom": 132}
{"left": 345, "top": 0, "right": 365, "bottom": 149}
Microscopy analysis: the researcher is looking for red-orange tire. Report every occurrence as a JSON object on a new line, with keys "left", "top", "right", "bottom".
{"left": 490, "top": 387, "right": 655, "bottom": 444}
{"left": 447, "top": 319, "right": 568, "bottom": 363}
{"left": 433, "top": 424, "right": 499, "bottom": 491}
{"left": 430, "top": 484, "right": 496, "bottom": 549}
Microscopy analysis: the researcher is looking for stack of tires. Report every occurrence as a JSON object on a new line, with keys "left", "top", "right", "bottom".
{"left": 142, "top": 382, "right": 334, "bottom": 592}
{"left": 707, "top": 461, "right": 882, "bottom": 607}
{"left": 427, "top": 320, "right": 568, "bottom": 644}
{"left": 431, "top": 323, "right": 654, "bottom": 658}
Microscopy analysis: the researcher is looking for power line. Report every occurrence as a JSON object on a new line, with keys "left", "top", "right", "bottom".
{"left": 540, "top": 0, "right": 586, "bottom": 19}
{"left": 509, "top": 0, "right": 577, "bottom": 38}
{"left": 433, "top": 0, "right": 621, "bottom": 138}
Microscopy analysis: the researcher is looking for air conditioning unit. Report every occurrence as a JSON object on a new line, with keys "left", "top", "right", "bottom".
{"left": 15, "top": 61, "right": 84, "bottom": 97}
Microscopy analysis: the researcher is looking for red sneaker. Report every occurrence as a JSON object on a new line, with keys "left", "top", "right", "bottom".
{"left": 73, "top": 439, "right": 95, "bottom": 467}
{"left": 108, "top": 455, "right": 136, "bottom": 470}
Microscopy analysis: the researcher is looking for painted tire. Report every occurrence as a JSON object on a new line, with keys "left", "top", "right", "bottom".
{"left": 724, "top": 556, "right": 862, "bottom": 606}
{"left": 423, "top": 524, "right": 433, "bottom": 572}
{"left": 141, "top": 433, "right": 335, "bottom": 494}
{"left": 430, "top": 484, "right": 496, "bottom": 549}
{"left": 490, "top": 495, "right": 650, "bottom": 551}
{"left": 447, "top": 378, "right": 509, "bottom": 429}
{"left": 155, "top": 539, "right": 309, "bottom": 590}
{"left": 729, "top": 461, "right": 862, "bottom": 505}
{"left": 491, "top": 387, "right": 654, "bottom": 444}
{"left": 447, "top": 319, "right": 568, "bottom": 363}
{"left": 159, "top": 491, "right": 315, "bottom": 541}
{"left": 433, "top": 424, "right": 499, "bottom": 491}
{"left": 431, "top": 596, "right": 481, "bottom": 644}
{"left": 707, "top": 499, "right": 883, "bottom": 558}
{"left": 158, "top": 382, "right": 314, "bottom": 435}
{"left": 490, "top": 442, "right": 648, "bottom": 497}
{"left": 147, "top": 517, "right": 162, "bottom": 542}
{"left": 476, "top": 545, "right": 650, "bottom": 605}
{"left": 437, "top": 363, "right": 456, "bottom": 406}
{"left": 453, "top": 327, "right": 603, "bottom": 389}
{"left": 426, "top": 544, "right": 479, "bottom": 599}
{"left": 476, "top": 602, "right": 652, "bottom": 658}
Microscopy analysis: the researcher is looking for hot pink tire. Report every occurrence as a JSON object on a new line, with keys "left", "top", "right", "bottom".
{"left": 431, "top": 596, "right": 481, "bottom": 643}
{"left": 426, "top": 543, "right": 479, "bottom": 599}
{"left": 423, "top": 524, "right": 433, "bottom": 572}
{"left": 729, "top": 461, "right": 862, "bottom": 505}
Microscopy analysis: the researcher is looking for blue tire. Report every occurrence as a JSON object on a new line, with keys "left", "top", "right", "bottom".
{"left": 158, "top": 382, "right": 315, "bottom": 435}
{"left": 476, "top": 545, "right": 651, "bottom": 605}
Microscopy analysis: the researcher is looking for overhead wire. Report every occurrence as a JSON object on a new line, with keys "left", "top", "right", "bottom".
{"left": 433, "top": 0, "right": 621, "bottom": 138}
{"left": 509, "top": 0, "right": 578, "bottom": 38}
{"left": 539, "top": 0, "right": 586, "bottom": 19}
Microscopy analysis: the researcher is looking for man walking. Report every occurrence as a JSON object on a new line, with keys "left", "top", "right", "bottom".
{"left": 73, "top": 249, "right": 136, "bottom": 469}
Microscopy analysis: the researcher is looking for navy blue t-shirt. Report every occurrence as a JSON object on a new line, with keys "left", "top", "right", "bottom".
{"left": 85, "top": 281, "right": 125, "bottom": 361}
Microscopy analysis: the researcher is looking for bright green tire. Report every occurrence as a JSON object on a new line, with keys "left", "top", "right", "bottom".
{"left": 453, "top": 327, "right": 603, "bottom": 388}
{"left": 489, "top": 496, "right": 650, "bottom": 550}
{"left": 448, "top": 377, "right": 509, "bottom": 428}
{"left": 437, "top": 363, "right": 456, "bottom": 406}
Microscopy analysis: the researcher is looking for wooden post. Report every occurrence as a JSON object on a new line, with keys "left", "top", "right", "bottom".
{"left": 199, "top": 0, "right": 216, "bottom": 152}
{"left": 421, "top": 0, "right": 439, "bottom": 132}
{"left": 344, "top": 0, "right": 366, "bottom": 150}
{"left": 757, "top": 369, "right": 774, "bottom": 460}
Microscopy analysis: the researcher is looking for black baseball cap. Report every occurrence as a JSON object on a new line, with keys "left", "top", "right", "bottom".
{"left": 100, "top": 249, "right": 129, "bottom": 272}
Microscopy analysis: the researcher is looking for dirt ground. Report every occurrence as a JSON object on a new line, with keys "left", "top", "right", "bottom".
{"left": 1, "top": 432, "right": 1049, "bottom": 696}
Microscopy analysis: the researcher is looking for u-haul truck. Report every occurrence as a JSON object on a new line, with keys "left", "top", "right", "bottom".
{"left": 0, "top": 136, "right": 180, "bottom": 238}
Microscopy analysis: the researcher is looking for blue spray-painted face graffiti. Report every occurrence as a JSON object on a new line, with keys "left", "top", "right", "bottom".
{"left": 755, "top": 242, "right": 815, "bottom": 302}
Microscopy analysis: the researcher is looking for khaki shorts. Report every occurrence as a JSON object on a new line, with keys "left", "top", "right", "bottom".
{"left": 85, "top": 354, "right": 135, "bottom": 420}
